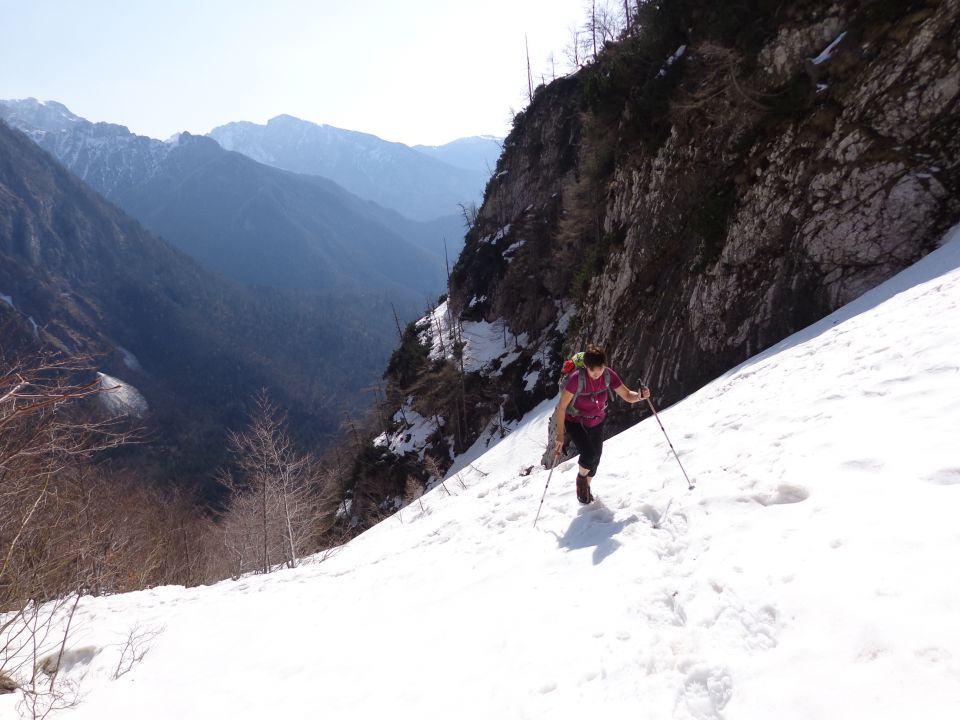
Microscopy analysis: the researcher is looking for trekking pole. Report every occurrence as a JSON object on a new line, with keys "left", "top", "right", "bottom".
{"left": 640, "top": 380, "right": 695, "bottom": 491}
{"left": 533, "top": 451, "right": 559, "bottom": 528}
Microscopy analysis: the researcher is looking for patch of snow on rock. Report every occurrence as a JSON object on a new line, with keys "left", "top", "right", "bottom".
{"left": 811, "top": 31, "right": 847, "bottom": 65}
{"left": 375, "top": 398, "right": 437, "bottom": 459}
{"left": 658, "top": 45, "right": 687, "bottom": 76}
{"left": 97, "top": 373, "right": 148, "bottom": 418}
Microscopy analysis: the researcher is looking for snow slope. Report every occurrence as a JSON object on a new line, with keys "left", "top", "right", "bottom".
{"left": 3, "top": 228, "right": 960, "bottom": 719}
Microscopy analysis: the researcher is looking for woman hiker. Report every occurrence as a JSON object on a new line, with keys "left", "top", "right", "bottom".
{"left": 554, "top": 344, "right": 650, "bottom": 503}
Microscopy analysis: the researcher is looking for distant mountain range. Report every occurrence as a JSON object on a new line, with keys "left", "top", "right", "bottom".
{"left": 0, "top": 99, "right": 467, "bottom": 302}
{"left": 208, "top": 114, "right": 498, "bottom": 221}
{"left": 413, "top": 135, "right": 502, "bottom": 174}
{"left": 0, "top": 98, "right": 499, "bottom": 484}
{"left": 0, "top": 118, "right": 401, "bottom": 487}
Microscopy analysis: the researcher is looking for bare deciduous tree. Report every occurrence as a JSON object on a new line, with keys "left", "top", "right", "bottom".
{"left": 587, "top": 0, "right": 626, "bottom": 57}
{"left": 562, "top": 1, "right": 627, "bottom": 70}
{"left": 457, "top": 202, "right": 479, "bottom": 230}
{"left": 1, "top": 354, "right": 131, "bottom": 606}
{"left": 0, "top": 352, "right": 256, "bottom": 714}
{"left": 218, "top": 391, "right": 335, "bottom": 576}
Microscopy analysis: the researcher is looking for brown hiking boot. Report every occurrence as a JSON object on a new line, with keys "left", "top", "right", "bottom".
{"left": 576, "top": 474, "right": 593, "bottom": 504}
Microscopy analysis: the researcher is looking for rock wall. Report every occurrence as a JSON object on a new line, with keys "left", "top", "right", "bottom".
{"left": 590, "top": 0, "right": 959, "bottom": 421}
{"left": 369, "top": 0, "right": 960, "bottom": 509}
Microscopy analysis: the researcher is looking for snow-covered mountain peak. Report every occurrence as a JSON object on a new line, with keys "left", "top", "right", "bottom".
{"left": 0, "top": 99, "right": 176, "bottom": 198}
{"left": 0, "top": 97, "right": 84, "bottom": 133}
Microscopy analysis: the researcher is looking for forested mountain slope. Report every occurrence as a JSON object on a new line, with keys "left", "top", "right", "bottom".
{"left": 0, "top": 120, "right": 393, "bottom": 487}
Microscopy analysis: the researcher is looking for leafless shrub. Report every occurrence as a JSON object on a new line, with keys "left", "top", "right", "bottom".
{"left": 1, "top": 353, "right": 135, "bottom": 607}
{"left": 3, "top": 591, "right": 83, "bottom": 720}
{"left": 404, "top": 475, "right": 425, "bottom": 510}
{"left": 423, "top": 454, "right": 452, "bottom": 497}
{"left": 112, "top": 623, "right": 164, "bottom": 680}
{"left": 1, "top": 351, "right": 229, "bottom": 716}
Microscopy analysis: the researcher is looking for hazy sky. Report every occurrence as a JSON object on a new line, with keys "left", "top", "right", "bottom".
{"left": 0, "top": 0, "right": 590, "bottom": 146}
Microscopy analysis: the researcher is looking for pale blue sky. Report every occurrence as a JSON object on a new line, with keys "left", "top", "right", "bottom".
{"left": 0, "top": 0, "right": 589, "bottom": 145}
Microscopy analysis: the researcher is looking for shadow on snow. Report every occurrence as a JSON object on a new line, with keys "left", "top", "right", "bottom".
{"left": 555, "top": 499, "right": 640, "bottom": 565}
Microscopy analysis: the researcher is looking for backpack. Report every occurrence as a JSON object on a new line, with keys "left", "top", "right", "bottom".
{"left": 559, "top": 352, "right": 614, "bottom": 419}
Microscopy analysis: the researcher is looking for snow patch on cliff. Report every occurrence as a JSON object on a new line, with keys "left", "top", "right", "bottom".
{"left": 96, "top": 373, "right": 148, "bottom": 418}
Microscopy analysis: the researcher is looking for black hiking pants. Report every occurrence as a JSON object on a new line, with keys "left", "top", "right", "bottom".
{"left": 565, "top": 420, "right": 605, "bottom": 477}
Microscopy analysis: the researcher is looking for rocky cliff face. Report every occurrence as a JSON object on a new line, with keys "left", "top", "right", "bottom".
{"left": 353, "top": 0, "right": 960, "bottom": 522}
{"left": 593, "top": 0, "right": 960, "bottom": 408}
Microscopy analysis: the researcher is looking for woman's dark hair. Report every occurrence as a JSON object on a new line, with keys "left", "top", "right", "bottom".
{"left": 582, "top": 344, "right": 607, "bottom": 369}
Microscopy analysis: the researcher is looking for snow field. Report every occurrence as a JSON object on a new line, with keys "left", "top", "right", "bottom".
{"left": 2, "top": 229, "right": 960, "bottom": 718}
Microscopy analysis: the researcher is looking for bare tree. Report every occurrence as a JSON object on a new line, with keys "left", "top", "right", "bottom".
{"left": 457, "top": 202, "right": 479, "bottom": 230}
{"left": 563, "top": 26, "right": 589, "bottom": 70}
{"left": 7, "top": 591, "right": 83, "bottom": 720}
{"left": 584, "top": 0, "right": 625, "bottom": 59}
{"left": 390, "top": 303, "right": 404, "bottom": 343}
{"left": 563, "top": 1, "right": 625, "bottom": 69}
{"left": 591, "top": 0, "right": 598, "bottom": 58}
{"left": 525, "top": 35, "right": 534, "bottom": 102}
{"left": 0, "top": 354, "right": 132, "bottom": 606}
{"left": 0, "top": 351, "right": 243, "bottom": 716}
{"left": 593, "top": 1, "right": 624, "bottom": 47}
{"left": 218, "top": 391, "right": 331, "bottom": 576}
{"left": 0, "top": 354, "right": 139, "bottom": 715}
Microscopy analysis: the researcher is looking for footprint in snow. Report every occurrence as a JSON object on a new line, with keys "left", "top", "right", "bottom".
{"left": 881, "top": 375, "right": 914, "bottom": 385}
{"left": 841, "top": 458, "right": 885, "bottom": 472}
{"left": 750, "top": 484, "right": 809, "bottom": 506}
{"left": 677, "top": 663, "right": 733, "bottom": 720}
{"left": 924, "top": 468, "right": 960, "bottom": 486}
{"left": 637, "top": 503, "right": 663, "bottom": 525}
{"left": 670, "top": 591, "right": 687, "bottom": 627}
